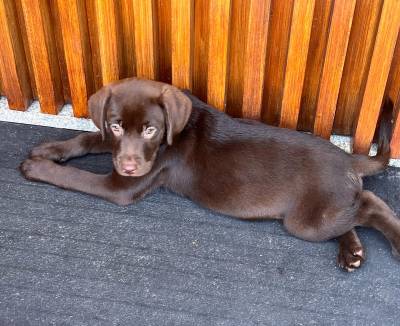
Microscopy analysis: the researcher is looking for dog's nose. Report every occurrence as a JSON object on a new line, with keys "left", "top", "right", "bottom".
{"left": 122, "top": 164, "right": 137, "bottom": 175}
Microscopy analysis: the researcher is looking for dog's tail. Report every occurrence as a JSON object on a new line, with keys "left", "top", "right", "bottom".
{"left": 351, "top": 100, "right": 393, "bottom": 177}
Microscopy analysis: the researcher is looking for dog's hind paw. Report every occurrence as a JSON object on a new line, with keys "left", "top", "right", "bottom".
{"left": 338, "top": 246, "right": 365, "bottom": 272}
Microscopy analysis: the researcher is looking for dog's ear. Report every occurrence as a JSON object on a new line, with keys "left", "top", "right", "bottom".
{"left": 159, "top": 85, "right": 192, "bottom": 145}
{"left": 88, "top": 86, "right": 111, "bottom": 140}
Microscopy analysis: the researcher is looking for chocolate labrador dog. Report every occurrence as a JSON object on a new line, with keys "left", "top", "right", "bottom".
{"left": 20, "top": 78, "right": 400, "bottom": 272}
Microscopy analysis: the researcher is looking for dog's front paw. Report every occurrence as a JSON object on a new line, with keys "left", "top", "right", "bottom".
{"left": 20, "top": 158, "right": 56, "bottom": 181}
{"left": 30, "top": 142, "right": 67, "bottom": 161}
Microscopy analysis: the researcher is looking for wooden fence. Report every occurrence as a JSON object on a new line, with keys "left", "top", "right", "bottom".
{"left": 0, "top": 0, "right": 400, "bottom": 157}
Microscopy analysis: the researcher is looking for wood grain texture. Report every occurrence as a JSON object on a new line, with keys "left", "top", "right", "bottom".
{"left": 85, "top": 0, "right": 101, "bottom": 90}
{"left": 226, "top": 0, "right": 250, "bottom": 117}
{"left": 387, "top": 33, "right": 400, "bottom": 104}
{"left": 50, "top": 2, "right": 71, "bottom": 102}
{"left": 0, "top": 0, "right": 32, "bottom": 110}
{"left": 118, "top": 0, "right": 136, "bottom": 79}
{"left": 57, "top": 0, "right": 93, "bottom": 117}
{"left": 193, "top": 0, "right": 209, "bottom": 101}
{"left": 392, "top": 92, "right": 400, "bottom": 158}
{"left": 298, "top": 0, "right": 333, "bottom": 131}
{"left": 313, "top": 0, "right": 356, "bottom": 139}
{"left": 14, "top": 0, "right": 38, "bottom": 99}
{"left": 0, "top": 70, "right": 3, "bottom": 95}
{"left": 171, "top": 0, "right": 193, "bottom": 90}
{"left": 279, "top": 0, "right": 315, "bottom": 129}
{"left": 94, "top": 0, "right": 119, "bottom": 85}
{"left": 20, "top": 0, "right": 63, "bottom": 114}
{"left": 261, "top": 0, "right": 294, "bottom": 125}
{"left": 133, "top": 0, "right": 158, "bottom": 79}
{"left": 207, "top": 0, "right": 232, "bottom": 110}
{"left": 156, "top": 0, "right": 171, "bottom": 83}
{"left": 353, "top": 0, "right": 400, "bottom": 154}
{"left": 333, "top": 0, "right": 383, "bottom": 135}
{"left": 241, "top": 0, "right": 271, "bottom": 119}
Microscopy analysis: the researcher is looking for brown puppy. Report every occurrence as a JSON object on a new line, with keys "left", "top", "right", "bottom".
{"left": 20, "top": 78, "right": 400, "bottom": 272}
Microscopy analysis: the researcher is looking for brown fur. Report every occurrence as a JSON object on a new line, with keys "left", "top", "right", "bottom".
{"left": 20, "top": 78, "right": 400, "bottom": 272}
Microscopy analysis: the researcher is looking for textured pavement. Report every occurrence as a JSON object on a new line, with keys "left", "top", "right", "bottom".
{"left": 0, "top": 121, "right": 399, "bottom": 326}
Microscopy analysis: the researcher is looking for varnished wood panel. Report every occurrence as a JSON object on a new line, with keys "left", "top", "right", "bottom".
{"left": 353, "top": 0, "right": 400, "bottom": 154}
{"left": 387, "top": 33, "right": 400, "bottom": 105}
{"left": 56, "top": 0, "right": 93, "bottom": 117}
{"left": 226, "top": 0, "right": 250, "bottom": 117}
{"left": 298, "top": 0, "right": 333, "bottom": 131}
{"left": 133, "top": 0, "right": 158, "bottom": 80}
{"left": 171, "top": 0, "right": 193, "bottom": 90}
{"left": 207, "top": 0, "right": 232, "bottom": 110}
{"left": 94, "top": 0, "right": 120, "bottom": 85}
{"left": 193, "top": 0, "right": 209, "bottom": 101}
{"left": 279, "top": 0, "right": 315, "bottom": 129}
{"left": 261, "top": 0, "right": 294, "bottom": 125}
{"left": 392, "top": 93, "right": 400, "bottom": 158}
{"left": 0, "top": 0, "right": 32, "bottom": 109}
{"left": 20, "top": 0, "right": 64, "bottom": 114}
{"left": 156, "top": 0, "right": 171, "bottom": 83}
{"left": 50, "top": 2, "right": 71, "bottom": 102}
{"left": 241, "top": 0, "right": 271, "bottom": 119}
{"left": 334, "top": 0, "right": 383, "bottom": 135}
{"left": 118, "top": 0, "right": 136, "bottom": 79}
{"left": 313, "top": 0, "right": 356, "bottom": 139}
{"left": 14, "top": 0, "right": 38, "bottom": 99}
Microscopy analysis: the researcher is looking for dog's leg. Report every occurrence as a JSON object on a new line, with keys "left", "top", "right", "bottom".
{"left": 337, "top": 229, "right": 365, "bottom": 272}
{"left": 356, "top": 190, "right": 400, "bottom": 258}
{"left": 20, "top": 158, "right": 159, "bottom": 205}
{"left": 30, "top": 132, "right": 111, "bottom": 162}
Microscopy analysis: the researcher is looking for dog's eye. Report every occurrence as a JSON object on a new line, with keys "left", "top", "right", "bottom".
{"left": 143, "top": 126, "right": 157, "bottom": 139}
{"left": 110, "top": 123, "right": 124, "bottom": 137}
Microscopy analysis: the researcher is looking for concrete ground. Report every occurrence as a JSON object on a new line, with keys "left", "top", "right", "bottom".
{"left": 0, "top": 120, "right": 399, "bottom": 325}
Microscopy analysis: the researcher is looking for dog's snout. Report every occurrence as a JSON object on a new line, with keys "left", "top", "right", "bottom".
{"left": 122, "top": 164, "right": 137, "bottom": 175}
{"left": 119, "top": 155, "right": 142, "bottom": 175}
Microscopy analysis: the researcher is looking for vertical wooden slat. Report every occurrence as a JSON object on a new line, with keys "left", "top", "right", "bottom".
{"left": 14, "top": 0, "right": 38, "bottom": 99}
{"left": 156, "top": 0, "right": 171, "bottom": 83}
{"left": 207, "top": 0, "right": 232, "bottom": 110}
{"left": 0, "top": 71, "right": 3, "bottom": 95}
{"left": 298, "top": 0, "right": 333, "bottom": 131}
{"left": 392, "top": 93, "right": 400, "bottom": 158}
{"left": 279, "top": 0, "right": 315, "bottom": 129}
{"left": 0, "top": 0, "right": 32, "bottom": 109}
{"left": 193, "top": 0, "right": 209, "bottom": 101}
{"left": 241, "top": 0, "right": 271, "bottom": 119}
{"left": 118, "top": 0, "right": 136, "bottom": 79}
{"left": 171, "top": 0, "right": 193, "bottom": 90}
{"left": 313, "top": 0, "right": 356, "bottom": 139}
{"left": 387, "top": 33, "right": 400, "bottom": 104}
{"left": 51, "top": 2, "right": 71, "bottom": 102}
{"left": 94, "top": 0, "right": 119, "bottom": 85}
{"left": 133, "top": 0, "right": 158, "bottom": 79}
{"left": 226, "top": 0, "right": 250, "bottom": 117}
{"left": 261, "top": 0, "right": 294, "bottom": 125}
{"left": 353, "top": 0, "right": 400, "bottom": 154}
{"left": 85, "top": 0, "right": 102, "bottom": 90}
{"left": 334, "top": 0, "right": 383, "bottom": 135}
{"left": 57, "top": 0, "right": 93, "bottom": 117}
{"left": 20, "top": 0, "right": 63, "bottom": 114}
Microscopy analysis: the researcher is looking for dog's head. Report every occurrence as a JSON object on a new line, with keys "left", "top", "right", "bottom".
{"left": 88, "top": 78, "right": 192, "bottom": 177}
